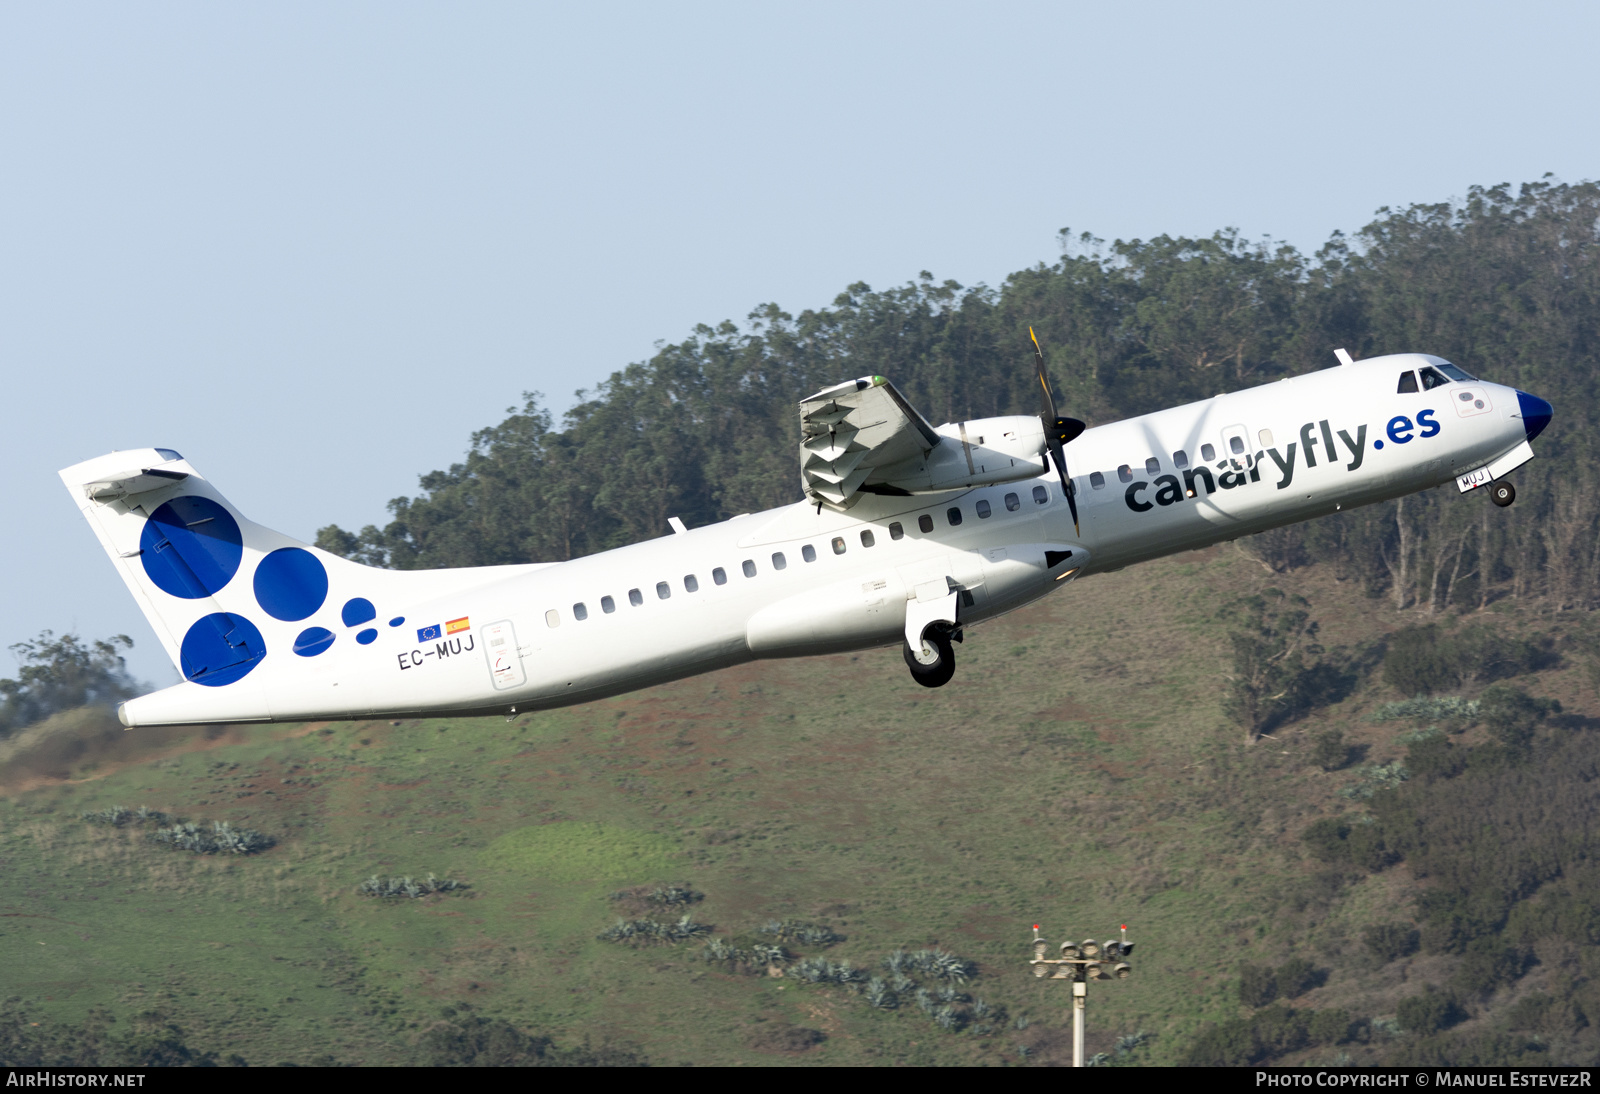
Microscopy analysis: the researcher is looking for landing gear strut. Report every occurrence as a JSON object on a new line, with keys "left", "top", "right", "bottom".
{"left": 904, "top": 624, "right": 957, "bottom": 688}
{"left": 1491, "top": 481, "right": 1516, "bottom": 508}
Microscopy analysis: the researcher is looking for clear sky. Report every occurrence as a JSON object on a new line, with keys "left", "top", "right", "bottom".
{"left": 4, "top": 0, "right": 1596, "bottom": 688}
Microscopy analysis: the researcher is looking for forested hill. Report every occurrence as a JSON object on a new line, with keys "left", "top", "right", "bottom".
{"left": 316, "top": 179, "right": 1600, "bottom": 614}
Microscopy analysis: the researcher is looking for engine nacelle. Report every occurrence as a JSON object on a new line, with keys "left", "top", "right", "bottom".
{"left": 869, "top": 415, "right": 1047, "bottom": 494}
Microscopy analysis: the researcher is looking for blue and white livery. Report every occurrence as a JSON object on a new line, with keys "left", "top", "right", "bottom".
{"left": 58, "top": 350, "right": 1552, "bottom": 727}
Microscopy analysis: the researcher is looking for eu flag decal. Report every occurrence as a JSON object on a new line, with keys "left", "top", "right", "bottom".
{"left": 417, "top": 623, "right": 442, "bottom": 642}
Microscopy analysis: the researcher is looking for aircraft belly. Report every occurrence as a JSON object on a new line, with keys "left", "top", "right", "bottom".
{"left": 746, "top": 571, "right": 908, "bottom": 657}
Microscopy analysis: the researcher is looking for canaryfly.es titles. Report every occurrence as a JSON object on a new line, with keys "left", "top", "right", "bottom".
{"left": 1121, "top": 412, "right": 1447, "bottom": 513}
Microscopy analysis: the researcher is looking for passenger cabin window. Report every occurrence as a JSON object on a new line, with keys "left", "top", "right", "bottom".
{"left": 601, "top": 595, "right": 616, "bottom": 613}
{"left": 918, "top": 514, "right": 934, "bottom": 533}
{"left": 771, "top": 552, "right": 786, "bottom": 570}
{"left": 545, "top": 609, "right": 560, "bottom": 628}
{"left": 656, "top": 581, "right": 670, "bottom": 599}
{"left": 1089, "top": 471, "right": 1106, "bottom": 490}
{"left": 1032, "top": 485, "right": 1049, "bottom": 504}
{"left": 1173, "top": 450, "right": 1189, "bottom": 469}
{"left": 1005, "top": 492, "right": 1021, "bottom": 511}
{"left": 832, "top": 536, "right": 846, "bottom": 554}
{"left": 1419, "top": 366, "right": 1449, "bottom": 390}
{"left": 1229, "top": 435, "right": 1246, "bottom": 455}
{"left": 742, "top": 559, "right": 757, "bottom": 578}
{"left": 684, "top": 574, "right": 699, "bottom": 592}
{"left": 1117, "top": 464, "right": 1133, "bottom": 483}
{"left": 712, "top": 567, "right": 727, "bottom": 586}
{"left": 628, "top": 588, "right": 643, "bottom": 606}
{"left": 1144, "top": 457, "right": 1160, "bottom": 476}
{"left": 975, "top": 500, "right": 991, "bottom": 519}
{"left": 861, "top": 529, "right": 876, "bottom": 546}
{"left": 573, "top": 602, "right": 588, "bottom": 621}
{"left": 1259, "top": 429, "right": 1274, "bottom": 448}
{"left": 947, "top": 507, "right": 963, "bottom": 526}
{"left": 802, "top": 544, "right": 817, "bottom": 562}
{"left": 889, "top": 522, "right": 904, "bottom": 540}
{"left": 1397, "top": 370, "right": 1419, "bottom": 393}
{"left": 1201, "top": 443, "right": 1216, "bottom": 461}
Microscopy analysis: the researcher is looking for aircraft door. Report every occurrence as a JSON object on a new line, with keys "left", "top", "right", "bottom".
{"left": 1219, "top": 424, "right": 1253, "bottom": 470}
{"left": 481, "top": 619, "right": 526, "bottom": 691}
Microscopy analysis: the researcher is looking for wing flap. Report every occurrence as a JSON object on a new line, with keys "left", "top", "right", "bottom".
{"left": 799, "top": 376, "right": 940, "bottom": 510}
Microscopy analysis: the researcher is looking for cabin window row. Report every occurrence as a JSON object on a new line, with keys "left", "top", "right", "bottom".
{"left": 543, "top": 487, "right": 1053, "bottom": 627}
{"left": 1086, "top": 439, "right": 1266, "bottom": 490}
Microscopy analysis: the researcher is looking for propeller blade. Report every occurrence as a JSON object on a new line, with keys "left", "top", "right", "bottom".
{"left": 1030, "top": 326, "right": 1058, "bottom": 423}
{"left": 1050, "top": 441, "right": 1080, "bottom": 536}
{"left": 1029, "top": 327, "right": 1085, "bottom": 535}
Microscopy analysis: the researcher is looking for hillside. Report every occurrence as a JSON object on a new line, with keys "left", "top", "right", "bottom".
{"left": 4, "top": 536, "right": 1594, "bottom": 1066}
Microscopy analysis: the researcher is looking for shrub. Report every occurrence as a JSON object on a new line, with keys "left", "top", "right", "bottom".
{"left": 358, "top": 874, "right": 469, "bottom": 899}
{"left": 1479, "top": 686, "right": 1561, "bottom": 754}
{"left": 1369, "top": 696, "right": 1481, "bottom": 723}
{"left": 1396, "top": 990, "right": 1466, "bottom": 1034}
{"left": 1406, "top": 734, "right": 1464, "bottom": 781}
{"left": 149, "top": 820, "right": 273, "bottom": 855}
{"left": 597, "top": 915, "right": 711, "bottom": 945}
{"left": 1384, "top": 626, "right": 1458, "bottom": 695}
{"left": 81, "top": 805, "right": 171, "bottom": 828}
{"left": 1276, "top": 957, "right": 1322, "bottom": 998}
{"left": 1182, "top": 1018, "right": 1256, "bottom": 1067}
{"left": 1363, "top": 923, "right": 1420, "bottom": 962}
{"left": 757, "top": 920, "right": 845, "bottom": 947}
{"left": 1301, "top": 815, "right": 1395, "bottom": 870}
{"left": 1239, "top": 963, "right": 1278, "bottom": 1007}
{"left": 1312, "top": 729, "right": 1351, "bottom": 771}
{"left": 1307, "top": 1009, "right": 1354, "bottom": 1045}
{"left": 865, "top": 978, "right": 897, "bottom": 1009}
{"left": 1448, "top": 941, "right": 1525, "bottom": 999}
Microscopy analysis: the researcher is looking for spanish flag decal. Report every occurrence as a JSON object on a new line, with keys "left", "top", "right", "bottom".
{"left": 445, "top": 616, "right": 470, "bottom": 635}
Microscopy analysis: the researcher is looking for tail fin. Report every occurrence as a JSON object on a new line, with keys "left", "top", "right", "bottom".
{"left": 59, "top": 448, "right": 543, "bottom": 723}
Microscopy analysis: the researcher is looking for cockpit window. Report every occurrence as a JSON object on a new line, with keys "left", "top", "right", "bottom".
{"left": 1418, "top": 366, "right": 1449, "bottom": 390}
{"left": 1397, "top": 371, "right": 1419, "bottom": 394}
{"left": 1435, "top": 361, "right": 1477, "bottom": 382}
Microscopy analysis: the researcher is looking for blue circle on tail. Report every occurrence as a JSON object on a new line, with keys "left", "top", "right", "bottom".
{"left": 139, "top": 497, "right": 243, "bottom": 599}
{"left": 180, "top": 612, "right": 266, "bottom": 687}
{"left": 293, "top": 627, "right": 336, "bottom": 657}
{"left": 342, "top": 598, "right": 376, "bottom": 627}
{"left": 254, "top": 548, "right": 329, "bottom": 621}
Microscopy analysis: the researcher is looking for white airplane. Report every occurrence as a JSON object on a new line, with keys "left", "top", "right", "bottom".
{"left": 60, "top": 340, "right": 1552, "bottom": 728}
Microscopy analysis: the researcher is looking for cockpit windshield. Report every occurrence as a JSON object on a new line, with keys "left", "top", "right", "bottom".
{"left": 1434, "top": 361, "right": 1477, "bottom": 382}
{"left": 1418, "top": 366, "right": 1450, "bottom": 390}
{"left": 1397, "top": 371, "right": 1419, "bottom": 393}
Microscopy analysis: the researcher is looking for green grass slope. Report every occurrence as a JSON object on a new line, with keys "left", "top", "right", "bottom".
{"left": 3, "top": 545, "right": 1594, "bottom": 1065}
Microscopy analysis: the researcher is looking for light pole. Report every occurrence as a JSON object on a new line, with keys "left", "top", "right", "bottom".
{"left": 1028, "top": 923, "right": 1134, "bottom": 1067}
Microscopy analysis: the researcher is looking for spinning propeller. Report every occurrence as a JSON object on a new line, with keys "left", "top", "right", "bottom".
{"left": 1030, "top": 327, "right": 1087, "bottom": 535}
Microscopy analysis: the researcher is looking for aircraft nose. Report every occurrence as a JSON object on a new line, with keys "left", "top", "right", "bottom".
{"left": 1517, "top": 391, "right": 1553, "bottom": 442}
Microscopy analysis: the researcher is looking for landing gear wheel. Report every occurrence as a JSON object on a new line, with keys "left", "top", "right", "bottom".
{"left": 904, "top": 626, "right": 956, "bottom": 688}
{"left": 1490, "top": 481, "right": 1516, "bottom": 508}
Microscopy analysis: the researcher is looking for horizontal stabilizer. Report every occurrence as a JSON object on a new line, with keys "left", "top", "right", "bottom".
{"left": 84, "top": 463, "right": 190, "bottom": 501}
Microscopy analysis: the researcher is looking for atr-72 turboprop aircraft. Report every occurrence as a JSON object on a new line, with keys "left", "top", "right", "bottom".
{"left": 61, "top": 339, "right": 1552, "bottom": 728}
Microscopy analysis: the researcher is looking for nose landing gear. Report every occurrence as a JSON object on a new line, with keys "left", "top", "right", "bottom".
{"left": 1491, "top": 482, "right": 1516, "bottom": 508}
{"left": 904, "top": 624, "right": 958, "bottom": 688}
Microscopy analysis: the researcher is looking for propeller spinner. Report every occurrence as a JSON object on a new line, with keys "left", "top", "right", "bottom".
{"left": 1030, "top": 327, "right": 1086, "bottom": 535}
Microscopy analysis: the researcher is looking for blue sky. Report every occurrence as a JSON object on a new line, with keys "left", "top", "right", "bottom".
{"left": 4, "top": 0, "right": 1596, "bottom": 687}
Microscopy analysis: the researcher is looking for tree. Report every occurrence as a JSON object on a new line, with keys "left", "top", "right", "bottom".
{"left": 1220, "top": 590, "right": 1347, "bottom": 741}
{"left": 0, "top": 631, "right": 138, "bottom": 737}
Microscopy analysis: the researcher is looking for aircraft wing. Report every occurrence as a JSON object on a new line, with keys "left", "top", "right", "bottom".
{"left": 799, "top": 376, "right": 941, "bottom": 510}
